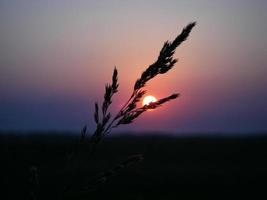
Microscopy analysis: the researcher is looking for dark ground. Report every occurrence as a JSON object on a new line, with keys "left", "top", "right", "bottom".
{"left": 1, "top": 132, "right": 267, "bottom": 199}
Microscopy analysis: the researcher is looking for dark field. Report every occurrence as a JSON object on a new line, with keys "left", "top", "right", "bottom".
{"left": 1, "top": 133, "right": 267, "bottom": 199}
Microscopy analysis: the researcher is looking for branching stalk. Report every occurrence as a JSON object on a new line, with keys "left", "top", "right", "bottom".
{"left": 90, "top": 22, "right": 196, "bottom": 144}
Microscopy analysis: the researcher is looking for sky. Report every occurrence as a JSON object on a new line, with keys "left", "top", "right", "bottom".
{"left": 1, "top": 0, "right": 267, "bottom": 135}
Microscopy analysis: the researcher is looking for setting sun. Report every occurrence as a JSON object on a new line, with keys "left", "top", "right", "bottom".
{"left": 142, "top": 95, "right": 157, "bottom": 106}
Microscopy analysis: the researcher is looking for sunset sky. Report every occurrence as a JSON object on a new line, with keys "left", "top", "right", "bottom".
{"left": 1, "top": 0, "right": 267, "bottom": 134}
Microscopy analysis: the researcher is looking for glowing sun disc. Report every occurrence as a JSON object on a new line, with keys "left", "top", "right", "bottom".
{"left": 142, "top": 95, "right": 157, "bottom": 106}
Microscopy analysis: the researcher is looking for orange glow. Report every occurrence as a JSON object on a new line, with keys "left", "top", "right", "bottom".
{"left": 142, "top": 95, "right": 157, "bottom": 106}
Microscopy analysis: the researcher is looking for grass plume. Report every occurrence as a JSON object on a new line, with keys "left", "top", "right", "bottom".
{"left": 90, "top": 68, "right": 119, "bottom": 144}
{"left": 90, "top": 22, "right": 196, "bottom": 143}
{"left": 134, "top": 22, "right": 196, "bottom": 91}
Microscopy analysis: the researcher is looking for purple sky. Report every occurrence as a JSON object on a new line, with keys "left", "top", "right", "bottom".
{"left": 1, "top": 0, "right": 267, "bottom": 134}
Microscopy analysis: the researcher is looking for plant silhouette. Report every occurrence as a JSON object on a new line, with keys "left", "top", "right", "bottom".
{"left": 89, "top": 22, "right": 196, "bottom": 145}
{"left": 63, "top": 22, "right": 196, "bottom": 196}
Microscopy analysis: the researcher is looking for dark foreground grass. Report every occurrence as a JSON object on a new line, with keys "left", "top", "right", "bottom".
{"left": 1, "top": 133, "right": 267, "bottom": 199}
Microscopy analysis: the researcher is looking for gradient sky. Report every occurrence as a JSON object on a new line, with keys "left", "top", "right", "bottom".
{"left": 1, "top": 0, "right": 267, "bottom": 134}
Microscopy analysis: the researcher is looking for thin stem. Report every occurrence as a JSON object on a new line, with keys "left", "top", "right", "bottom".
{"left": 119, "top": 91, "right": 136, "bottom": 114}
{"left": 102, "top": 91, "right": 136, "bottom": 135}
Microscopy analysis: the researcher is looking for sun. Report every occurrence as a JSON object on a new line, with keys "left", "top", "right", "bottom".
{"left": 142, "top": 95, "right": 157, "bottom": 106}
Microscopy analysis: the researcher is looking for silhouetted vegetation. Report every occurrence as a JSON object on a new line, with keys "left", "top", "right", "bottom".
{"left": 90, "top": 22, "right": 196, "bottom": 145}
{"left": 2, "top": 22, "right": 197, "bottom": 199}
{"left": 60, "top": 22, "right": 196, "bottom": 196}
